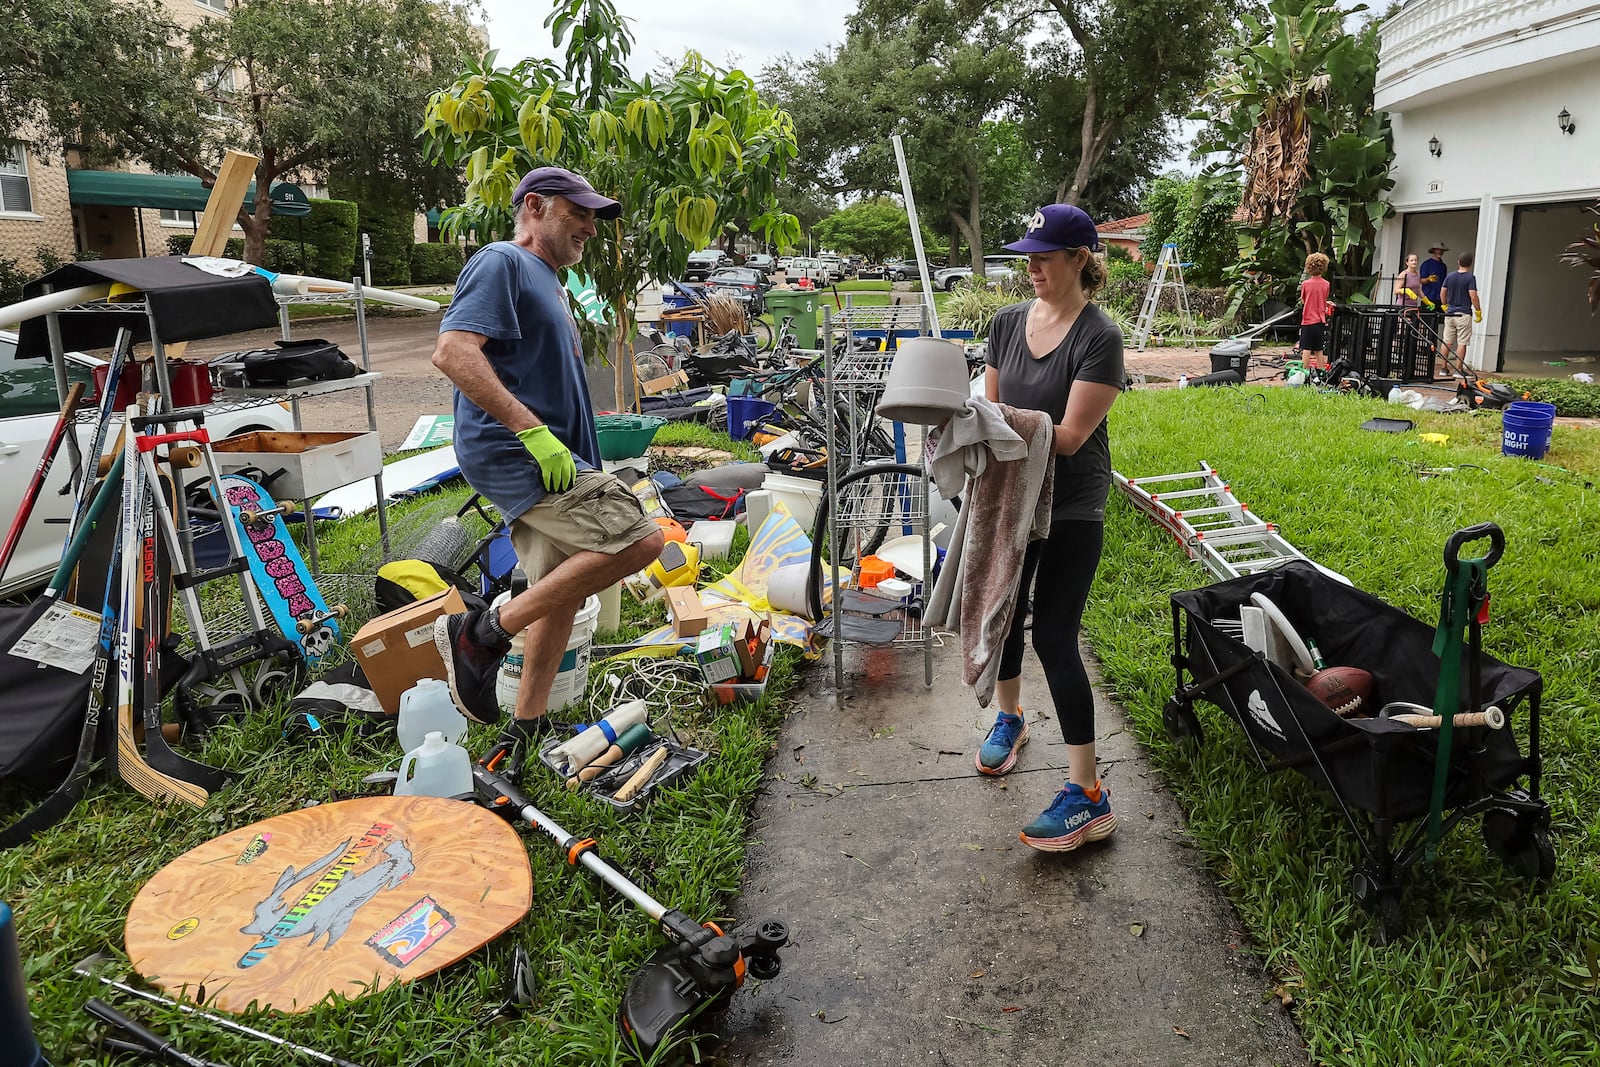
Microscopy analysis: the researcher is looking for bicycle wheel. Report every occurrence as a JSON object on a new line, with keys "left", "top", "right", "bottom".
{"left": 633, "top": 346, "right": 674, "bottom": 384}
{"left": 750, "top": 317, "right": 774, "bottom": 353}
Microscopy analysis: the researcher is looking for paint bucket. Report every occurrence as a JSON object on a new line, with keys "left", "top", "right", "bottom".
{"left": 764, "top": 472, "right": 823, "bottom": 533}
{"left": 497, "top": 594, "right": 602, "bottom": 715}
{"left": 547, "top": 595, "right": 603, "bottom": 712}
{"left": 1501, "top": 404, "right": 1554, "bottom": 460}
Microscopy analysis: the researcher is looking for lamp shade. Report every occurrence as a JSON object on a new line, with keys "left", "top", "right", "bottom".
{"left": 876, "top": 336, "right": 972, "bottom": 425}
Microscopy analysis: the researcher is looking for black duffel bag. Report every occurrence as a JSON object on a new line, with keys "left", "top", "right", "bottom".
{"left": 216, "top": 338, "right": 359, "bottom": 387}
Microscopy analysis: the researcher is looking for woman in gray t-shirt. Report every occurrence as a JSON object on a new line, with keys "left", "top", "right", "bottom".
{"left": 972, "top": 204, "right": 1126, "bottom": 854}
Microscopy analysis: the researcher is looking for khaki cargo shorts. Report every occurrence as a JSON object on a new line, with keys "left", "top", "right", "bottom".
{"left": 509, "top": 470, "right": 657, "bottom": 583}
{"left": 1442, "top": 313, "right": 1474, "bottom": 348}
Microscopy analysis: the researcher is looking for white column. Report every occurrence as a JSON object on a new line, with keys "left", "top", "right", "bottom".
{"left": 1473, "top": 195, "right": 1514, "bottom": 373}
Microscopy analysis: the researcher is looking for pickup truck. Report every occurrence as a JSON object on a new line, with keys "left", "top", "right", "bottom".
{"left": 784, "top": 257, "right": 828, "bottom": 286}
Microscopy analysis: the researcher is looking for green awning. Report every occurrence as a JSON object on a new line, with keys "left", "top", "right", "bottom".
{"left": 65, "top": 170, "right": 312, "bottom": 217}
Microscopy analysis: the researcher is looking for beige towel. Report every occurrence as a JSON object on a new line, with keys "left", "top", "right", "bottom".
{"left": 925, "top": 403, "right": 1054, "bottom": 705}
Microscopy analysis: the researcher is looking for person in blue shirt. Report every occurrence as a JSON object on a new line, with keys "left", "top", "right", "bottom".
{"left": 1419, "top": 242, "right": 1450, "bottom": 308}
{"left": 429, "top": 167, "right": 664, "bottom": 769}
{"left": 1440, "top": 251, "right": 1482, "bottom": 374}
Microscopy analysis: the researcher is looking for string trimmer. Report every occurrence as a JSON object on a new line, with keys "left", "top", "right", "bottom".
{"left": 472, "top": 756, "right": 788, "bottom": 1054}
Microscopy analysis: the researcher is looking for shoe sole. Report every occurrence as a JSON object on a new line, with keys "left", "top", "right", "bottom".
{"left": 434, "top": 617, "right": 494, "bottom": 725}
{"left": 1019, "top": 810, "right": 1118, "bottom": 853}
{"left": 975, "top": 722, "right": 1029, "bottom": 776}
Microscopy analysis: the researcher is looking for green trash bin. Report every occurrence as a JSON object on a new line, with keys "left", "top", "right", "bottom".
{"left": 765, "top": 289, "right": 821, "bottom": 350}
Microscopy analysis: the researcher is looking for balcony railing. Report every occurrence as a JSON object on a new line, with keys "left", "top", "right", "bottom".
{"left": 1378, "top": 0, "right": 1600, "bottom": 93}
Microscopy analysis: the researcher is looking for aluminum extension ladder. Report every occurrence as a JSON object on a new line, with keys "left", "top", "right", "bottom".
{"left": 1131, "top": 242, "right": 1196, "bottom": 352}
{"left": 1113, "top": 461, "right": 1348, "bottom": 584}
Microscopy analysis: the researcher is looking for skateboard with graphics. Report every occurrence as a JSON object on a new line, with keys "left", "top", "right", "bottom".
{"left": 220, "top": 473, "right": 345, "bottom": 664}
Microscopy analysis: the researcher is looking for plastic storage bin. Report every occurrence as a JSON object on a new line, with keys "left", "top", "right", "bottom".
{"left": 594, "top": 414, "right": 666, "bottom": 460}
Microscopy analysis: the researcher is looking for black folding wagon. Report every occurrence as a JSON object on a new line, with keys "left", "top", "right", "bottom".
{"left": 1161, "top": 549, "right": 1551, "bottom": 941}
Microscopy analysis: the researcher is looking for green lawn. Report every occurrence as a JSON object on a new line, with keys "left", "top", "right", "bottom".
{"left": 1, "top": 432, "right": 793, "bottom": 1067}
{"left": 1086, "top": 385, "right": 1600, "bottom": 1066}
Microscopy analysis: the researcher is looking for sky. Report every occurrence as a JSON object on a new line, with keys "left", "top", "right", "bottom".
{"left": 476, "top": 0, "right": 857, "bottom": 78}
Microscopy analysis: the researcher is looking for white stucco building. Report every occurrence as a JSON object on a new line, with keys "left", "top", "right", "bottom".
{"left": 1375, "top": 0, "right": 1600, "bottom": 375}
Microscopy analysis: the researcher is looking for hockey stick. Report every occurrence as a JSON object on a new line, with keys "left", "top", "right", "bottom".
{"left": 113, "top": 411, "right": 211, "bottom": 806}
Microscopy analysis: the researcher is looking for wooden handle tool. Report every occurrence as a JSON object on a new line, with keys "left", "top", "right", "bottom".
{"left": 1392, "top": 707, "right": 1506, "bottom": 730}
{"left": 567, "top": 723, "right": 653, "bottom": 790}
{"left": 612, "top": 745, "right": 671, "bottom": 804}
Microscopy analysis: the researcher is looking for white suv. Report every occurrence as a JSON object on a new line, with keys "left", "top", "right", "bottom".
{"left": 934, "top": 255, "right": 1023, "bottom": 291}
{"left": 0, "top": 330, "right": 295, "bottom": 597}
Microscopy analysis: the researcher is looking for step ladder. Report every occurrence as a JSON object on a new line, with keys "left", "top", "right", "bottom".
{"left": 1113, "top": 461, "right": 1348, "bottom": 584}
{"left": 1131, "top": 243, "right": 1196, "bottom": 352}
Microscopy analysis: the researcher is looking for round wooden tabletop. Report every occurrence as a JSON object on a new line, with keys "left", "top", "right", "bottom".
{"left": 125, "top": 795, "right": 531, "bottom": 1013}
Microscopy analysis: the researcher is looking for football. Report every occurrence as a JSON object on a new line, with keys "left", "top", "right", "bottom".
{"left": 1305, "top": 666, "right": 1374, "bottom": 717}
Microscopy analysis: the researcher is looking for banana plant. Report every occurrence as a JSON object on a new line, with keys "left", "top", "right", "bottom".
{"left": 1193, "top": 0, "right": 1394, "bottom": 307}
{"left": 419, "top": 1, "right": 800, "bottom": 408}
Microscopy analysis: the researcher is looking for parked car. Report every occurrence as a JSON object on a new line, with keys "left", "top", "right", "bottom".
{"left": 684, "top": 250, "right": 732, "bottom": 281}
{"left": 0, "top": 330, "right": 296, "bottom": 597}
{"left": 817, "top": 254, "right": 845, "bottom": 284}
{"left": 881, "top": 259, "right": 915, "bottom": 281}
{"left": 933, "top": 255, "right": 1022, "bottom": 291}
{"left": 784, "top": 257, "right": 828, "bottom": 286}
{"left": 744, "top": 253, "right": 776, "bottom": 274}
{"left": 705, "top": 266, "right": 772, "bottom": 314}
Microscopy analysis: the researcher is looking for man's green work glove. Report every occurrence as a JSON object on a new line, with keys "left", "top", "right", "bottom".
{"left": 1474, "top": 309, "right": 1483, "bottom": 323}
{"left": 516, "top": 425, "right": 577, "bottom": 492}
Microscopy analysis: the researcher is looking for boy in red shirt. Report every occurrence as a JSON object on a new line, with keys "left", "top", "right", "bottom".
{"left": 1298, "top": 252, "right": 1332, "bottom": 371}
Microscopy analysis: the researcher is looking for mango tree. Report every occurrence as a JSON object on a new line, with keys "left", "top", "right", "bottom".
{"left": 420, "top": 0, "right": 800, "bottom": 409}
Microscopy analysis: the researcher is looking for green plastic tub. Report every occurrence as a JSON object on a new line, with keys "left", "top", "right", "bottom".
{"left": 594, "top": 414, "right": 667, "bottom": 460}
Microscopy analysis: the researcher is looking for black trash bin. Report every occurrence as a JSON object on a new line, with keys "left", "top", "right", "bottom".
{"left": 1209, "top": 337, "right": 1252, "bottom": 376}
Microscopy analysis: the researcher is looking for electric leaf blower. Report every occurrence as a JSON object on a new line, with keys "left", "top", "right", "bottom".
{"left": 472, "top": 757, "right": 788, "bottom": 1055}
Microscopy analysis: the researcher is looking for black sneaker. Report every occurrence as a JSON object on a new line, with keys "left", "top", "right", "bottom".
{"left": 433, "top": 609, "right": 509, "bottom": 725}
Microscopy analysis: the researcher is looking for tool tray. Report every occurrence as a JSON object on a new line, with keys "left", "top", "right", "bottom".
{"left": 537, "top": 734, "right": 708, "bottom": 814}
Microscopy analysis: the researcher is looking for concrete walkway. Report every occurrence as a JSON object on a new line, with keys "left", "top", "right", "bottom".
{"left": 719, "top": 637, "right": 1306, "bottom": 1066}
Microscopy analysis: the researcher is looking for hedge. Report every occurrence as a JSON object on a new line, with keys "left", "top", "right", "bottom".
{"left": 410, "top": 242, "right": 464, "bottom": 284}
{"left": 303, "top": 198, "right": 359, "bottom": 281}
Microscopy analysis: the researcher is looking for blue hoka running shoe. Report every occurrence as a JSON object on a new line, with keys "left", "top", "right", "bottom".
{"left": 975, "top": 710, "right": 1029, "bottom": 775}
{"left": 1020, "top": 781, "right": 1117, "bottom": 852}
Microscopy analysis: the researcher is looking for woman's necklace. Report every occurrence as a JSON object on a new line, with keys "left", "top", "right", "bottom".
{"left": 1027, "top": 301, "right": 1078, "bottom": 338}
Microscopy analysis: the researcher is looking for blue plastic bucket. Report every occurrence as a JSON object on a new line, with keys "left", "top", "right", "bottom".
{"left": 1506, "top": 400, "right": 1556, "bottom": 422}
{"left": 1502, "top": 405, "right": 1554, "bottom": 460}
{"left": 727, "top": 397, "right": 778, "bottom": 440}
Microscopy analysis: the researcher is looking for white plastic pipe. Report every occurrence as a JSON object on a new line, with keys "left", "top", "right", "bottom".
{"left": 270, "top": 274, "right": 441, "bottom": 312}
{"left": 0, "top": 284, "right": 114, "bottom": 327}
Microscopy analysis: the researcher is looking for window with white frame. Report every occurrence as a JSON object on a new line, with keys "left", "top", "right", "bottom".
{"left": 0, "top": 146, "right": 33, "bottom": 214}
{"left": 161, "top": 208, "right": 198, "bottom": 226}
{"left": 206, "top": 65, "right": 237, "bottom": 119}
{"left": 195, "top": 0, "right": 227, "bottom": 12}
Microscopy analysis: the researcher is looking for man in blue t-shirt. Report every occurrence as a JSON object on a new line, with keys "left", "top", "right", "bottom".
{"left": 1440, "top": 251, "right": 1482, "bottom": 376}
{"left": 429, "top": 167, "right": 663, "bottom": 766}
{"left": 1419, "top": 242, "right": 1450, "bottom": 308}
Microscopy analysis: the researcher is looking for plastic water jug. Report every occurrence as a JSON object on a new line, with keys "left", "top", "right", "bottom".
{"left": 395, "top": 732, "right": 472, "bottom": 799}
{"left": 397, "top": 677, "right": 466, "bottom": 753}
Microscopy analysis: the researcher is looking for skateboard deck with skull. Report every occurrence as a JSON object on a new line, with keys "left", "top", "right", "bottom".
{"left": 124, "top": 795, "right": 533, "bottom": 1013}
{"left": 220, "top": 473, "right": 339, "bottom": 664}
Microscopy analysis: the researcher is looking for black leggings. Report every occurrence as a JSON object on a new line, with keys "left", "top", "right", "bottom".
{"left": 997, "top": 519, "right": 1105, "bottom": 746}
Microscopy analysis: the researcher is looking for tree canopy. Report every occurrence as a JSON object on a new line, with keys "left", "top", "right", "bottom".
{"left": 4, "top": 0, "right": 482, "bottom": 263}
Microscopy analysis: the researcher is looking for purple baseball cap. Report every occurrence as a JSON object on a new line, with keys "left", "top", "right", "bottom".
{"left": 513, "top": 167, "right": 621, "bottom": 219}
{"left": 1003, "top": 204, "right": 1101, "bottom": 254}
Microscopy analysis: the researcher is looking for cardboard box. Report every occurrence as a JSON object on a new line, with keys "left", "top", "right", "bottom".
{"left": 733, "top": 618, "right": 772, "bottom": 680}
{"left": 694, "top": 622, "right": 741, "bottom": 684}
{"left": 350, "top": 587, "right": 467, "bottom": 714}
{"left": 664, "top": 586, "right": 709, "bottom": 638}
{"left": 640, "top": 369, "right": 690, "bottom": 395}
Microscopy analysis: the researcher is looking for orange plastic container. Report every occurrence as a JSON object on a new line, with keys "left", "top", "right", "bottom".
{"left": 655, "top": 517, "right": 687, "bottom": 543}
{"left": 857, "top": 555, "right": 895, "bottom": 589}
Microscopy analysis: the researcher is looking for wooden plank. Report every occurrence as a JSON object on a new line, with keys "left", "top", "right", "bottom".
{"left": 124, "top": 795, "right": 532, "bottom": 1013}
{"left": 166, "top": 149, "right": 259, "bottom": 359}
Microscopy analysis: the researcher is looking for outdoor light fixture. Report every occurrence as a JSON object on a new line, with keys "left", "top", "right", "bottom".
{"left": 1558, "top": 108, "right": 1576, "bottom": 134}
{"left": 1428, "top": 136, "right": 1441, "bottom": 157}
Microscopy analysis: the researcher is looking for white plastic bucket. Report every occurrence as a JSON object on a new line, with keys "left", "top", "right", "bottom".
{"left": 764, "top": 472, "right": 823, "bottom": 533}
{"left": 498, "top": 594, "right": 602, "bottom": 715}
